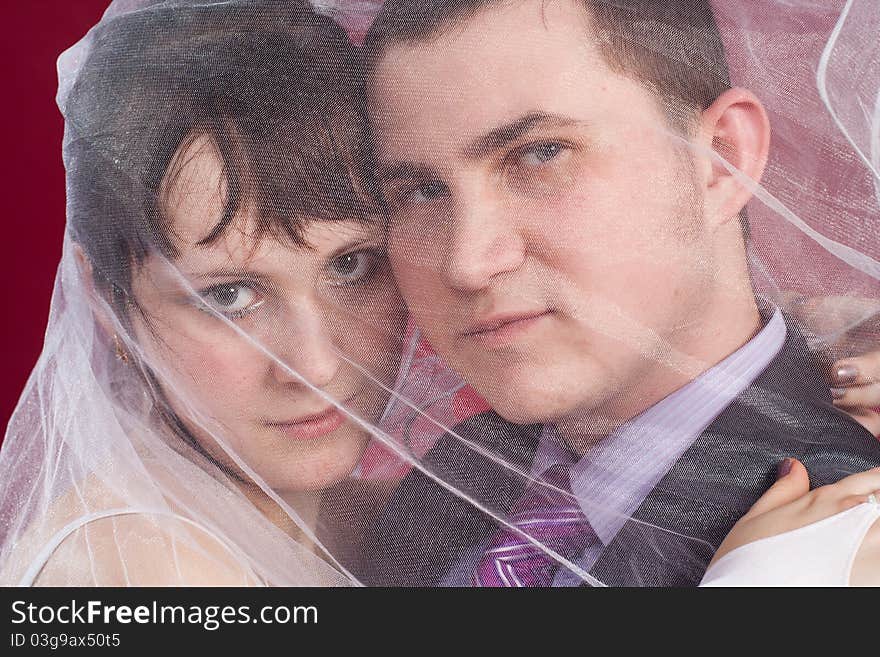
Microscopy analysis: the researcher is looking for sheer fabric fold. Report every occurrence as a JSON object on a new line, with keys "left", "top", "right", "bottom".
{"left": 1, "top": 0, "right": 878, "bottom": 587}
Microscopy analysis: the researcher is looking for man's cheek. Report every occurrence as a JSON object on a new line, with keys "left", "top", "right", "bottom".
{"left": 389, "top": 239, "right": 429, "bottom": 280}
{"left": 390, "top": 258, "right": 446, "bottom": 309}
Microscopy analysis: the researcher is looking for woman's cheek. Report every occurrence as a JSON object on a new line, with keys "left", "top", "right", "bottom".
{"left": 172, "top": 334, "right": 263, "bottom": 419}
{"left": 373, "top": 268, "right": 407, "bottom": 330}
{"left": 365, "top": 296, "right": 407, "bottom": 380}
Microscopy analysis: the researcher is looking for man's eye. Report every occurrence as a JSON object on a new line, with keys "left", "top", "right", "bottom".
{"left": 200, "top": 283, "right": 261, "bottom": 317}
{"left": 327, "top": 249, "right": 380, "bottom": 286}
{"left": 519, "top": 142, "right": 566, "bottom": 166}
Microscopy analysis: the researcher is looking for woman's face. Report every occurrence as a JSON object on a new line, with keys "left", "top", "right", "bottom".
{"left": 129, "top": 135, "right": 405, "bottom": 493}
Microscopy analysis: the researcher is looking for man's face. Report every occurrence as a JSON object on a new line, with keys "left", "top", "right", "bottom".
{"left": 370, "top": 0, "right": 719, "bottom": 425}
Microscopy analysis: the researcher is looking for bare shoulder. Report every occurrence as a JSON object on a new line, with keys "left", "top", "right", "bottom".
{"left": 33, "top": 512, "right": 262, "bottom": 586}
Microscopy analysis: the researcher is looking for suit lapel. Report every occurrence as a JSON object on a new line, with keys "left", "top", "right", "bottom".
{"left": 589, "top": 318, "right": 866, "bottom": 586}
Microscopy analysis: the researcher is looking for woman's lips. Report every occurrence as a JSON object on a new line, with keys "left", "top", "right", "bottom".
{"left": 462, "top": 310, "right": 553, "bottom": 348}
{"left": 268, "top": 406, "right": 346, "bottom": 441}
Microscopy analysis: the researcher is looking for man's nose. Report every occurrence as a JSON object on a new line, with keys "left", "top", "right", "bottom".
{"left": 267, "top": 304, "right": 341, "bottom": 390}
{"left": 443, "top": 194, "right": 525, "bottom": 292}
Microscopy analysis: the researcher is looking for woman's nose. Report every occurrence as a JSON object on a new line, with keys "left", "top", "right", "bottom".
{"left": 267, "top": 305, "right": 342, "bottom": 390}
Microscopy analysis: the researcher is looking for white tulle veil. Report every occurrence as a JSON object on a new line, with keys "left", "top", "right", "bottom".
{"left": 1, "top": 0, "right": 878, "bottom": 587}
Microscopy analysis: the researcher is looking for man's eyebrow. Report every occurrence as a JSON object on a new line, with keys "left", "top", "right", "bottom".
{"left": 463, "top": 111, "right": 586, "bottom": 159}
{"left": 375, "top": 111, "right": 587, "bottom": 183}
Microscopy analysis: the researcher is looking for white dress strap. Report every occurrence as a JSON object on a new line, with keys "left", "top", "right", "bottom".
{"left": 700, "top": 501, "right": 880, "bottom": 587}
{"left": 18, "top": 507, "right": 263, "bottom": 587}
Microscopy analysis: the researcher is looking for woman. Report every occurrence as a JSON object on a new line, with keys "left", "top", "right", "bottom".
{"left": 0, "top": 0, "right": 415, "bottom": 586}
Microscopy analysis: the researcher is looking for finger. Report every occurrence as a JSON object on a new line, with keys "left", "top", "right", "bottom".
{"left": 742, "top": 458, "right": 809, "bottom": 519}
{"left": 830, "top": 353, "right": 880, "bottom": 387}
{"left": 812, "top": 466, "right": 880, "bottom": 499}
{"left": 831, "top": 381, "right": 880, "bottom": 409}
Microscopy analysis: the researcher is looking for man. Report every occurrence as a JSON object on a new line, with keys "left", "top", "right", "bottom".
{"left": 362, "top": 0, "right": 880, "bottom": 585}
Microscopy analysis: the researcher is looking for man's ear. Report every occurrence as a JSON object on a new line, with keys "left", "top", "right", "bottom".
{"left": 74, "top": 245, "right": 119, "bottom": 340}
{"left": 697, "top": 87, "right": 771, "bottom": 228}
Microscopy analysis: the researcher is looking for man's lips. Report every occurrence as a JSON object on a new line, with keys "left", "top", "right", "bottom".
{"left": 463, "top": 309, "right": 553, "bottom": 336}
{"left": 461, "top": 310, "right": 553, "bottom": 347}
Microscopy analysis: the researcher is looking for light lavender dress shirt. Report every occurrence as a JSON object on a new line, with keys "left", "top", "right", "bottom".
{"left": 441, "top": 306, "right": 787, "bottom": 586}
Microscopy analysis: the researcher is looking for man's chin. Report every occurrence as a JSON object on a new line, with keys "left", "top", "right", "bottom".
{"left": 460, "top": 361, "right": 604, "bottom": 425}
{"left": 479, "top": 388, "right": 591, "bottom": 426}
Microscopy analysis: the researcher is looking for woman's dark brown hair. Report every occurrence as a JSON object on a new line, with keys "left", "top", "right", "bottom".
{"left": 63, "top": 1, "right": 378, "bottom": 469}
{"left": 65, "top": 0, "right": 377, "bottom": 317}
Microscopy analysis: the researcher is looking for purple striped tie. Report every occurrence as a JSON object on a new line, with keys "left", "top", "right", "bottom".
{"left": 474, "top": 465, "right": 596, "bottom": 587}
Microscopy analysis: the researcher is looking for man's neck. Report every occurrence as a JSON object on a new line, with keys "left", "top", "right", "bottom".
{"left": 558, "top": 294, "right": 764, "bottom": 457}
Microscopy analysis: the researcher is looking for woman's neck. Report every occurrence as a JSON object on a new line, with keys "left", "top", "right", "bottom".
{"left": 239, "top": 482, "right": 323, "bottom": 551}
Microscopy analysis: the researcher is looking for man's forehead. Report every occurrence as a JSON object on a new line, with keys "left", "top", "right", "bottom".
{"left": 369, "top": 0, "right": 599, "bottom": 80}
{"left": 368, "top": 0, "right": 624, "bottom": 157}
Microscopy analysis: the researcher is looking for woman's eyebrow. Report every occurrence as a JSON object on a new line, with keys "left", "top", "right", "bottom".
{"left": 187, "top": 267, "right": 270, "bottom": 282}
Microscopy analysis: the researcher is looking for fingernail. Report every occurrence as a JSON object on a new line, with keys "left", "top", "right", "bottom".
{"left": 830, "top": 387, "right": 846, "bottom": 400}
{"left": 776, "top": 458, "right": 793, "bottom": 479}
{"left": 833, "top": 363, "right": 859, "bottom": 384}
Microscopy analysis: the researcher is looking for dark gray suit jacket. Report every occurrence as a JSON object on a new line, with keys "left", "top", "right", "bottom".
{"left": 365, "top": 321, "right": 880, "bottom": 586}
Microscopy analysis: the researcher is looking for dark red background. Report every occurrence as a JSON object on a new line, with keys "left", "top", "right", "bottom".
{"left": 1, "top": 1, "right": 111, "bottom": 437}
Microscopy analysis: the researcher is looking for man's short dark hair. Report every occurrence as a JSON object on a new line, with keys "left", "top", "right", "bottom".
{"left": 363, "top": 0, "right": 731, "bottom": 131}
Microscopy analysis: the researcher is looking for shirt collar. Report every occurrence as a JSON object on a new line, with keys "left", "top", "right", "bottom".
{"left": 532, "top": 305, "right": 787, "bottom": 545}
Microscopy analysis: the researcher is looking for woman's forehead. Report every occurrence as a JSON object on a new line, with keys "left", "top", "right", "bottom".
{"left": 160, "top": 133, "right": 228, "bottom": 247}
{"left": 166, "top": 214, "right": 381, "bottom": 278}
{"left": 160, "top": 131, "right": 384, "bottom": 254}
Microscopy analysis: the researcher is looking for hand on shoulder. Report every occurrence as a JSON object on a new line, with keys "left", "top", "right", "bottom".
{"left": 784, "top": 293, "right": 880, "bottom": 437}
{"left": 708, "top": 459, "right": 880, "bottom": 586}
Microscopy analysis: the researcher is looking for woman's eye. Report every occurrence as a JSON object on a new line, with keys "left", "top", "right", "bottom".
{"left": 400, "top": 180, "right": 448, "bottom": 207}
{"left": 200, "top": 283, "right": 261, "bottom": 317}
{"left": 327, "top": 249, "right": 380, "bottom": 285}
{"left": 519, "top": 142, "right": 566, "bottom": 167}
